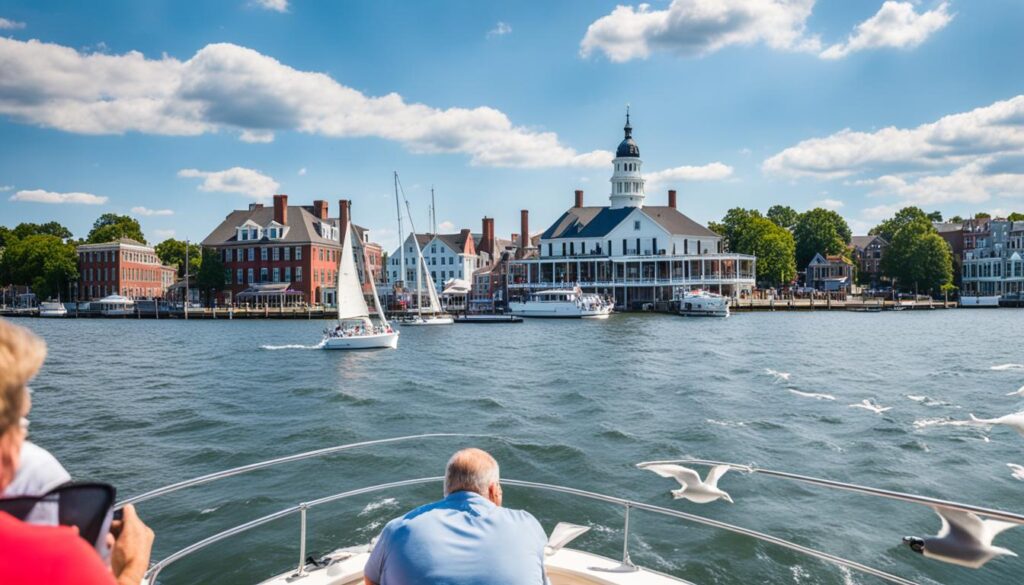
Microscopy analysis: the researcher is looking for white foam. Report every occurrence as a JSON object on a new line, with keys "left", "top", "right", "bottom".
{"left": 359, "top": 497, "right": 399, "bottom": 516}
{"left": 991, "top": 364, "right": 1024, "bottom": 371}
{"left": 913, "top": 417, "right": 972, "bottom": 429}
{"left": 906, "top": 394, "right": 953, "bottom": 407}
{"left": 788, "top": 389, "right": 836, "bottom": 401}
{"left": 200, "top": 506, "right": 219, "bottom": 515}
{"left": 706, "top": 418, "right": 746, "bottom": 427}
{"left": 765, "top": 368, "right": 792, "bottom": 382}
{"left": 260, "top": 341, "right": 326, "bottom": 350}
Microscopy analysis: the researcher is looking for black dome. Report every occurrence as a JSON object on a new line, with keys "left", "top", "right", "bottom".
{"left": 616, "top": 111, "right": 639, "bottom": 158}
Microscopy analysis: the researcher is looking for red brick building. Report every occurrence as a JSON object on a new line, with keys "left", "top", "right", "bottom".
{"left": 201, "top": 195, "right": 383, "bottom": 306}
{"left": 76, "top": 238, "right": 175, "bottom": 300}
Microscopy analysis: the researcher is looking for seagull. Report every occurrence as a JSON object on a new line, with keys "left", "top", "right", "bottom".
{"left": 903, "top": 506, "right": 1019, "bottom": 569}
{"left": 637, "top": 463, "right": 733, "bottom": 504}
{"left": 849, "top": 399, "right": 892, "bottom": 415}
{"left": 968, "top": 412, "right": 1024, "bottom": 436}
{"left": 545, "top": 522, "right": 590, "bottom": 556}
{"left": 1008, "top": 464, "right": 1024, "bottom": 481}
{"left": 1007, "top": 385, "right": 1024, "bottom": 397}
{"left": 766, "top": 369, "right": 791, "bottom": 382}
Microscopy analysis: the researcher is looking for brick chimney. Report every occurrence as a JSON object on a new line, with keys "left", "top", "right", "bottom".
{"left": 273, "top": 194, "right": 288, "bottom": 225}
{"left": 479, "top": 217, "right": 495, "bottom": 257}
{"left": 459, "top": 228, "right": 474, "bottom": 254}
{"left": 519, "top": 209, "right": 529, "bottom": 258}
{"left": 312, "top": 199, "right": 329, "bottom": 220}
{"left": 574, "top": 190, "right": 584, "bottom": 208}
{"left": 339, "top": 199, "right": 351, "bottom": 242}
{"left": 668, "top": 189, "right": 677, "bottom": 209}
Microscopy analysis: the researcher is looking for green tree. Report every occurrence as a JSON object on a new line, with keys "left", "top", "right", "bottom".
{"left": 949, "top": 215, "right": 964, "bottom": 223}
{"left": 87, "top": 213, "right": 146, "bottom": 244}
{"left": 709, "top": 208, "right": 763, "bottom": 252}
{"left": 766, "top": 205, "right": 799, "bottom": 229}
{"left": 12, "top": 221, "right": 73, "bottom": 241}
{"left": 195, "top": 248, "right": 226, "bottom": 306}
{"left": 740, "top": 217, "right": 797, "bottom": 287}
{"left": 1008, "top": 212, "right": 1024, "bottom": 222}
{"left": 927, "top": 211, "right": 943, "bottom": 222}
{"left": 0, "top": 235, "right": 79, "bottom": 299}
{"left": 869, "top": 206, "right": 930, "bottom": 243}
{"left": 155, "top": 238, "right": 201, "bottom": 278}
{"left": 975, "top": 212, "right": 991, "bottom": 220}
{"left": 880, "top": 217, "right": 953, "bottom": 294}
{"left": 0, "top": 226, "right": 10, "bottom": 249}
{"left": 793, "top": 208, "right": 850, "bottom": 269}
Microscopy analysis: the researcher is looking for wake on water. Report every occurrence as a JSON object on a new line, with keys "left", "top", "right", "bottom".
{"left": 991, "top": 364, "right": 1024, "bottom": 371}
{"left": 788, "top": 389, "right": 836, "bottom": 401}
{"left": 260, "top": 340, "right": 327, "bottom": 350}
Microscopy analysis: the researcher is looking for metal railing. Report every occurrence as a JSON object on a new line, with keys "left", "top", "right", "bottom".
{"left": 143, "top": 476, "right": 918, "bottom": 585}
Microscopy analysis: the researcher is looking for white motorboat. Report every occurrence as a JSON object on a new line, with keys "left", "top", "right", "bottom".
{"left": 94, "top": 294, "right": 135, "bottom": 316}
{"left": 128, "top": 434, "right": 1020, "bottom": 585}
{"left": 397, "top": 314, "right": 455, "bottom": 326}
{"left": 960, "top": 295, "right": 1000, "bottom": 308}
{"left": 322, "top": 218, "right": 398, "bottom": 350}
{"left": 677, "top": 290, "right": 729, "bottom": 317}
{"left": 38, "top": 301, "right": 67, "bottom": 318}
{"left": 509, "top": 287, "right": 613, "bottom": 319}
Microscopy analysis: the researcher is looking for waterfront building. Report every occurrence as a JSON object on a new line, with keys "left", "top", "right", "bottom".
{"left": 201, "top": 196, "right": 383, "bottom": 306}
{"left": 849, "top": 235, "right": 887, "bottom": 286}
{"left": 805, "top": 253, "right": 853, "bottom": 292}
{"left": 961, "top": 218, "right": 1024, "bottom": 296}
{"left": 507, "top": 113, "right": 756, "bottom": 308}
{"left": 76, "top": 238, "right": 176, "bottom": 300}
{"left": 387, "top": 228, "right": 488, "bottom": 293}
{"left": 933, "top": 221, "right": 966, "bottom": 287}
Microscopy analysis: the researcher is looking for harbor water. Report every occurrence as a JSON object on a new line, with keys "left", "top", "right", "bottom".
{"left": 17, "top": 310, "right": 1024, "bottom": 584}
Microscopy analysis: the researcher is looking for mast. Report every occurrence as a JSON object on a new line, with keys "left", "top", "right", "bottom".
{"left": 431, "top": 186, "right": 437, "bottom": 234}
{"left": 394, "top": 172, "right": 404, "bottom": 290}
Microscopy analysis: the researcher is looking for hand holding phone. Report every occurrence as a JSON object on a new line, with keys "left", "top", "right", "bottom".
{"left": 110, "top": 504, "right": 155, "bottom": 585}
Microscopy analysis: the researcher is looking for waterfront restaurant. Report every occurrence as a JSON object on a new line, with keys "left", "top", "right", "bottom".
{"left": 507, "top": 114, "right": 756, "bottom": 308}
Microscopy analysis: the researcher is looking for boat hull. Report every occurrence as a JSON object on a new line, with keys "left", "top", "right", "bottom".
{"left": 322, "top": 331, "right": 399, "bottom": 350}
{"left": 396, "top": 315, "right": 454, "bottom": 325}
{"left": 508, "top": 301, "right": 612, "bottom": 319}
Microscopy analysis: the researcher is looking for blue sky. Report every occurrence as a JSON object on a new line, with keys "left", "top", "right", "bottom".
{"left": 1, "top": 0, "right": 1023, "bottom": 250}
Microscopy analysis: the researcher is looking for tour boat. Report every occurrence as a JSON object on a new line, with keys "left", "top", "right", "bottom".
{"left": 126, "top": 434, "right": 1023, "bottom": 585}
{"left": 508, "top": 287, "right": 613, "bottom": 319}
{"left": 322, "top": 220, "right": 398, "bottom": 350}
{"left": 677, "top": 290, "right": 729, "bottom": 317}
{"left": 94, "top": 294, "right": 135, "bottom": 316}
{"left": 38, "top": 301, "right": 67, "bottom": 318}
{"left": 960, "top": 295, "right": 1000, "bottom": 308}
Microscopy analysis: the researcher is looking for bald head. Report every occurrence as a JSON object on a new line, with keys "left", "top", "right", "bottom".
{"left": 444, "top": 448, "right": 500, "bottom": 501}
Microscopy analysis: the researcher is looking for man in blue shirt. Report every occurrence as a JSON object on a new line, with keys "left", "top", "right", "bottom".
{"left": 364, "top": 448, "right": 547, "bottom": 584}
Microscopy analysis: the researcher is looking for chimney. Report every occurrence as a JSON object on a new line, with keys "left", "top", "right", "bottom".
{"left": 574, "top": 190, "right": 584, "bottom": 208}
{"left": 273, "top": 194, "right": 288, "bottom": 225}
{"left": 312, "top": 199, "right": 329, "bottom": 220}
{"left": 460, "top": 228, "right": 473, "bottom": 254}
{"left": 668, "top": 189, "right": 677, "bottom": 209}
{"left": 519, "top": 209, "right": 529, "bottom": 259}
{"left": 339, "top": 199, "right": 351, "bottom": 242}
{"left": 248, "top": 203, "right": 264, "bottom": 211}
{"left": 480, "top": 217, "right": 495, "bottom": 257}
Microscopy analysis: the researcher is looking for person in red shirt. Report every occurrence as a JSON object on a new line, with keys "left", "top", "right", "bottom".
{"left": 0, "top": 319, "right": 154, "bottom": 585}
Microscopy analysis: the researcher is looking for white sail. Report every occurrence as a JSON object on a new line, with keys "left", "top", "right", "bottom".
{"left": 421, "top": 255, "right": 443, "bottom": 313}
{"left": 336, "top": 222, "right": 371, "bottom": 322}
{"left": 369, "top": 271, "right": 389, "bottom": 326}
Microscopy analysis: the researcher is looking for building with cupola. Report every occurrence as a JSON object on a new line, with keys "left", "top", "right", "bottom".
{"left": 507, "top": 112, "right": 756, "bottom": 308}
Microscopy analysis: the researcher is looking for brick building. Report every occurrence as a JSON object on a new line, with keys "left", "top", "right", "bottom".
{"left": 849, "top": 235, "right": 887, "bottom": 286}
{"left": 76, "top": 238, "right": 175, "bottom": 300}
{"left": 201, "top": 195, "right": 383, "bottom": 306}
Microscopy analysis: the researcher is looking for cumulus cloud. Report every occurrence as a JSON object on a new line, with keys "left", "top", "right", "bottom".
{"left": 646, "top": 162, "right": 734, "bottom": 185}
{"left": 579, "top": 0, "right": 819, "bottom": 62}
{"left": 0, "top": 38, "right": 609, "bottom": 168}
{"left": 10, "top": 189, "right": 107, "bottom": 205}
{"left": 765, "top": 95, "right": 1024, "bottom": 207}
{"left": 178, "top": 167, "right": 280, "bottom": 200}
{"left": 131, "top": 206, "right": 174, "bottom": 216}
{"left": 820, "top": 2, "right": 952, "bottom": 60}
{"left": 811, "top": 198, "right": 844, "bottom": 210}
{"left": 0, "top": 17, "right": 26, "bottom": 30}
{"left": 252, "top": 0, "right": 288, "bottom": 13}
{"left": 487, "top": 22, "right": 512, "bottom": 38}
{"left": 0, "top": 185, "right": 12, "bottom": 191}
{"left": 438, "top": 220, "right": 456, "bottom": 232}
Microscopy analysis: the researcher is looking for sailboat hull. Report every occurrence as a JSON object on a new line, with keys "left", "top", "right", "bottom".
{"left": 322, "top": 331, "right": 399, "bottom": 350}
{"left": 397, "top": 315, "right": 454, "bottom": 325}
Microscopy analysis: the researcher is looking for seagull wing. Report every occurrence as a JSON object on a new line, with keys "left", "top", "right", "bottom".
{"left": 546, "top": 522, "right": 591, "bottom": 555}
{"left": 639, "top": 464, "right": 703, "bottom": 488}
{"left": 1008, "top": 464, "right": 1024, "bottom": 472}
{"left": 935, "top": 507, "right": 986, "bottom": 544}
{"left": 705, "top": 465, "right": 730, "bottom": 488}
{"left": 981, "top": 518, "right": 1019, "bottom": 544}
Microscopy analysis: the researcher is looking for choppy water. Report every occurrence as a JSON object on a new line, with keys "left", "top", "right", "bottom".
{"left": 16, "top": 310, "right": 1024, "bottom": 584}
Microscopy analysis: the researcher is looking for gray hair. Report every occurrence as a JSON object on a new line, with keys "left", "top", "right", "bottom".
{"left": 444, "top": 448, "right": 500, "bottom": 496}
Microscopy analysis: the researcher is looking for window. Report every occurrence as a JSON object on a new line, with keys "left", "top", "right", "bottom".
{"left": 570, "top": 242, "right": 575, "bottom": 255}
{"left": 562, "top": 242, "right": 566, "bottom": 256}
{"left": 634, "top": 220, "right": 641, "bottom": 230}
{"left": 622, "top": 239, "right": 627, "bottom": 255}
{"left": 224, "top": 269, "right": 232, "bottom": 284}
{"left": 285, "top": 267, "right": 291, "bottom": 282}
{"left": 223, "top": 249, "right": 230, "bottom": 263}
{"left": 273, "top": 268, "right": 280, "bottom": 282}
{"left": 241, "top": 230, "right": 248, "bottom": 242}
{"left": 295, "top": 247, "right": 302, "bottom": 260}
{"left": 319, "top": 248, "right": 324, "bottom": 261}
{"left": 248, "top": 248, "right": 255, "bottom": 261}
{"left": 684, "top": 240, "right": 688, "bottom": 254}
{"left": 260, "top": 268, "right": 268, "bottom": 282}
{"left": 548, "top": 243, "right": 552, "bottom": 256}
{"left": 247, "top": 268, "right": 254, "bottom": 283}
{"left": 260, "top": 247, "right": 267, "bottom": 261}
{"left": 653, "top": 237, "right": 658, "bottom": 254}
{"left": 284, "top": 247, "right": 290, "bottom": 261}
{"left": 237, "top": 269, "right": 243, "bottom": 283}
{"left": 273, "top": 247, "right": 280, "bottom": 261}
{"left": 296, "top": 267, "right": 303, "bottom": 282}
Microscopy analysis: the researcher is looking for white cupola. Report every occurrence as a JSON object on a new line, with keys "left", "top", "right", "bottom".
{"left": 609, "top": 108, "right": 645, "bottom": 209}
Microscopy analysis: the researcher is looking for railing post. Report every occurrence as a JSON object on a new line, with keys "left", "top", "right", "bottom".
{"left": 620, "top": 503, "right": 638, "bottom": 571}
{"left": 295, "top": 503, "right": 309, "bottom": 577}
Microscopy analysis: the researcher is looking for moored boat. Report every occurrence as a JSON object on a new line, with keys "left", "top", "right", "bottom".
{"left": 38, "top": 301, "right": 67, "bottom": 318}
{"left": 453, "top": 314, "right": 523, "bottom": 323}
{"left": 677, "top": 289, "right": 729, "bottom": 317}
{"left": 508, "top": 287, "right": 612, "bottom": 319}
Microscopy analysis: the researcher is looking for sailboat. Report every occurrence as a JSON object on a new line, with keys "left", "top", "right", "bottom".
{"left": 322, "top": 219, "right": 399, "bottom": 350}
{"left": 393, "top": 176, "right": 453, "bottom": 326}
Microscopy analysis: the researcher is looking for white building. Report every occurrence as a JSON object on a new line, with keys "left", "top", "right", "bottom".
{"left": 387, "top": 229, "right": 488, "bottom": 293}
{"left": 508, "top": 112, "right": 756, "bottom": 308}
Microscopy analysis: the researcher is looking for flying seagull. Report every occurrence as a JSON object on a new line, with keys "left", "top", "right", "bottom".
{"left": 1008, "top": 464, "right": 1024, "bottom": 481}
{"left": 1006, "top": 385, "right": 1024, "bottom": 397}
{"left": 637, "top": 463, "right": 733, "bottom": 504}
{"left": 968, "top": 412, "right": 1024, "bottom": 436}
{"left": 766, "top": 368, "right": 791, "bottom": 382}
{"left": 904, "top": 506, "right": 1019, "bottom": 569}
{"left": 849, "top": 399, "right": 892, "bottom": 414}
{"left": 545, "top": 522, "right": 590, "bottom": 556}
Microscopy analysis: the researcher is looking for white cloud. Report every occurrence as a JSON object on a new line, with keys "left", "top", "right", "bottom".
{"left": 812, "top": 198, "right": 844, "bottom": 210}
{"left": 0, "top": 38, "right": 609, "bottom": 168}
{"left": 0, "top": 18, "right": 26, "bottom": 30}
{"left": 487, "top": 22, "right": 512, "bottom": 38}
{"left": 297, "top": 167, "right": 307, "bottom": 176}
{"left": 820, "top": 2, "right": 952, "bottom": 60}
{"left": 252, "top": 0, "right": 288, "bottom": 13}
{"left": 854, "top": 159, "right": 1024, "bottom": 206}
{"left": 438, "top": 220, "right": 456, "bottom": 232}
{"left": 10, "top": 189, "right": 107, "bottom": 205}
{"left": 579, "top": 0, "right": 820, "bottom": 63}
{"left": 178, "top": 167, "right": 280, "bottom": 200}
{"left": 0, "top": 185, "right": 12, "bottom": 191}
{"left": 647, "top": 162, "right": 734, "bottom": 184}
{"left": 131, "top": 206, "right": 174, "bottom": 216}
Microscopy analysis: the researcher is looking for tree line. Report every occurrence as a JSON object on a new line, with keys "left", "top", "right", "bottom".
{"left": 0, "top": 214, "right": 224, "bottom": 301}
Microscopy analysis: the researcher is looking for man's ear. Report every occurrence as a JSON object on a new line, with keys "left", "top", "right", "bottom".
{"left": 488, "top": 482, "right": 502, "bottom": 506}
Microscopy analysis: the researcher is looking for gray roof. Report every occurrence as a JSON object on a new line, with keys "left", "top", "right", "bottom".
{"left": 541, "top": 205, "right": 718, "bottom": 239}
{"left": 202, "top": 205, "right": 367, "bottom": 247}
{"left": 933, "top": 222, "right": 964, "bottom": 234}
{"left": 850, "top": 234, "right": 886, "bottom": 249}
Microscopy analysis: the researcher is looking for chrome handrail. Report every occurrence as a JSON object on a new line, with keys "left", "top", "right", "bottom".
{"left": 146, "top": 476, "right": 917, "bottom": 585}
{"left": 118, "top": 433, "right": 475, "bottom": 508}
{"left": 638, "top": 459, "right": 1024, "bottom": 525}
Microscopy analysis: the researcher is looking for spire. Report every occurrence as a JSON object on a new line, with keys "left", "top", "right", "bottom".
{"left": 624, "top": 105, "right": 632, "bottom": 139}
